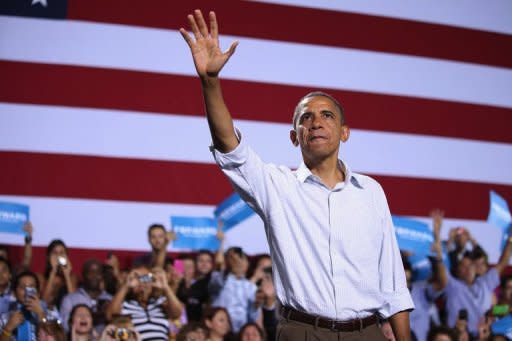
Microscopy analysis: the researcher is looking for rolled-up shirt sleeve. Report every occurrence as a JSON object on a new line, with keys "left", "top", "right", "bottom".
{"left": 211, "top": 129, "right": 272, "bottom": 218}
{"left": 376, "top": 185, "right": 415, "bottom": 318}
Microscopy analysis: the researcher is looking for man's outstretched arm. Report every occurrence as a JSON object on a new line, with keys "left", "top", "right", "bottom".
{"left": 180, "top": 10, "right": 239, "bottom": 153}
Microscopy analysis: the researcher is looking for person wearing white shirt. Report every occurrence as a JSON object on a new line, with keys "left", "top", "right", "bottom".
{"left": 179, "top": 9, "right": 414, "bottom": 340}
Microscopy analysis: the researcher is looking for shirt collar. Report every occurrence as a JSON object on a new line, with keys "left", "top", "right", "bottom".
{"left": 295, "top": 160, "right": 364, "bottom": 189}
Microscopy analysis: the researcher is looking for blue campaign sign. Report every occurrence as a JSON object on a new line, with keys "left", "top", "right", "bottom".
{"left": 0, "top": 201, "right": 29, "bottom": 235}
{"left": 213, "top": 193, "right": 254, "bottom": 231}
{"left": 487, "top": 191, "right": 512, "bottom": 251}
{"left": 408, "top": 246, "right": 450, "bottom": 282}
{"left": 488, "top": 190, "right": 512, "bottom": 230}
{"left": 491, "top": 315, "right": 512, "bottom": 339}
{"left": 171, "top": 216, "right": 219, "bottom": 251}
{"left": 392, "top": 216, "right": 433, "bottom": 258}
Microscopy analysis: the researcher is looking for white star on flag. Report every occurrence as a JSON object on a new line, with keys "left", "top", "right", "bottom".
{"left": 31, "top": 0, "right": 48, "bottom": 7}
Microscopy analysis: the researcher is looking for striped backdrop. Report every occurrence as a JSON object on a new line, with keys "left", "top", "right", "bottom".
{"left": 1, "top": 0, "right": 511, "bottom": 269}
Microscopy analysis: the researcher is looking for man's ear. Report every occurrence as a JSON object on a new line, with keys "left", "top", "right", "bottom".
{"left": 290, "top": 129, "right": 299, "bottom": 147}
{"left": 340, "top": 125, "right": 350, "bottom": 143}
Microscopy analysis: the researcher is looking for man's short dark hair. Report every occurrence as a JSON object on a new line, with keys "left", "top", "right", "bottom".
{"left": 147, "top": 223, "right": 165, "bottom": 237}
{"left": 13, "top": 270, "right": 40, "bottom": 293}
{"left": 81, "top": 258, "right": 103, "bottom": 279}
{"left": 292, "top": 91, "right": 345, "bottom": 130}
{"left": 196, "top": 249, "right": 213, "bottom": 263}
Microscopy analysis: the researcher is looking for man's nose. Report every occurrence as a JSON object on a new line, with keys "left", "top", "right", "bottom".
{"left": 310, "top": 113, "right": 322, "bottom": 128}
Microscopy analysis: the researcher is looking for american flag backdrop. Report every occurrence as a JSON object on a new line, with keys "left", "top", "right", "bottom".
{"left": 1, "top": 0, "right": 511, "bottom": 269}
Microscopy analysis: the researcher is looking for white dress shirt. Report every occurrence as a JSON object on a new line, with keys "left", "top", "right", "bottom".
{"left": 212, "top": 131, "right": 414, "bottom": 320}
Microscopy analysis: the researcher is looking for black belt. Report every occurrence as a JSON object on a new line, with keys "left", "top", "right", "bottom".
{"left": 281, "top": 306, "right": 378, "bottom": 332}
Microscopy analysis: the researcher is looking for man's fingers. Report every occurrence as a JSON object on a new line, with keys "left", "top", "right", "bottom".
{"left": 179, "top": 28, "right": 194, "bottom": 48}
{"left": 187, "top": 13, "right": 202, "bottom": 41}
{"left": 225, "top": 41, "right": 239, "bottom": 59}
{"left": 194, "top": 9, "right": 209, "bottom": 38}
{"left": 210, "top": 11, "right": 218, "bottom": 40}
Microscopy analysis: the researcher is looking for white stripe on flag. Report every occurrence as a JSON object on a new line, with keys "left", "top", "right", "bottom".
{"left": 1, "top": 16, "right": 511, "bottom": 108}
{"left": 1, "top": 102, "right": 511, "bottom": 185}
{"left": 249, "top": 0, "right": 512, "bottom": 34}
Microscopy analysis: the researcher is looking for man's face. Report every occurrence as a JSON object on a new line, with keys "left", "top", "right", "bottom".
{"left": 290, "top": 96, "right": 348, "bottom": 163}
{"left": 474, "top": 256, "right": 488, "bottom": 276}
{"left": 15, "top": 275, "right": 38, "bottom": 303}
{"left": 196, "top": 253, "right": 213, "bottom": 276}
{"left": 457, "top": 257, "right": 476, "bottom": 284}
{"left": 149, "top": 228, "right": 166, "bottom": 251}
{"left": 84, "top": 263, "right": 103, "bottom": 291}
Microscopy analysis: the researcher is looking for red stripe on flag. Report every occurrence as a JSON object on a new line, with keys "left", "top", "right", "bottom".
{"left": 67, "top": 0, "right": 512, "bottom": 68}
{"left": 2, "top": 61, "right": 511, "bottom": 143}
{"left": 1, "top": 151, "right": 510, "bottom": 219}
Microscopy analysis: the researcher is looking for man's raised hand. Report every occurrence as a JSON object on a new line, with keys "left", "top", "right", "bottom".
{"left": 179, "top": 10, "right": 238, "bottom": 79}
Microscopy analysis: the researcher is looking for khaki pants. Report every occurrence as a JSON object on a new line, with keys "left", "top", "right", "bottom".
{"left": 276, "top": 318, "right": 387, "bottom": 341}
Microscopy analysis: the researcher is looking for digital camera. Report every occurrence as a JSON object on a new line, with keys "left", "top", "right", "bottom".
{"left": 138, "top": 273, "right": 154, "bottom": 283}
{"left": 57, "top": 256, "right": 67, "bottom": 267}
{"left": 108, "top": 327, "right": 131, "bottom": 341}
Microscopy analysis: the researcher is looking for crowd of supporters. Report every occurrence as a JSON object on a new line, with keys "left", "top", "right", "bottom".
{"left": 0, "top": 211, "right": 511, "bottom": 341}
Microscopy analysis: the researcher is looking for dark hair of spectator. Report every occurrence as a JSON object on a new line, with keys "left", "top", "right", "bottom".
{"left": 44, "top": 239, "right": 68, "bottom": 278}
{"left": 12, "top": 270, "right": 40, "bottom": 293}
{"left": 196, "top": 249, "right": 213, "bottom": 261}
{"left": 176, "top": 321, "right": 208, "bottom": 341}
{"left": 81, "top": 258, "right": 102, "bottom": 279}
{"left": 500, "top": 274, "right": 512, "bottom": 290}
{"left": 38, "top": 320, "right": 66, "bottom": 341}
{"left": 427, "top": 325, "right": 458, "bottom": 341}
{"left": 202, "top": 306, "right": 233, "bottom": 332}
{"left": 238, "top": 322, "right": 266, "bottom": 341}
{"left": 164, "top": 256, "right": 175, "bottom": 267}
{"left": 471, "top": 245, "right": 488, "bottom": 262}
{"left": 147, "top": 223, "right": 165, "bottom": 237}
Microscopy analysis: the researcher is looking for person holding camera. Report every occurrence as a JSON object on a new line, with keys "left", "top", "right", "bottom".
{"left": 106, "top": 265, "right": 183, "bottom": 340}
{"left": 180, "top": 9, "right": 413, "bottom": 340}
{"left": 0, "top": 271, "right": 59, "bottom": 341}
{"left": 40, "top": 239, "right": 78, "bottom": 310}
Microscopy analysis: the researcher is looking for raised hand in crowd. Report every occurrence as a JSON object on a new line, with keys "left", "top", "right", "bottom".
{"left": 21, "top": 221, "right": 33, "bottom": 271}
{"left": 214, "top": 220, "right": 225, "bottom": 271}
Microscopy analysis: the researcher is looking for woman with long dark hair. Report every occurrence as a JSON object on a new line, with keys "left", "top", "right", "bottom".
{"left": 40, "top": 240, "right": 77, "bottom": 310}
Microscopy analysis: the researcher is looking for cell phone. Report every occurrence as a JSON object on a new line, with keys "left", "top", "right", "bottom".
{"left": 491, "top": 304, "right": 509, "bottom": 317}
{"left": 24, "top": 286, "right": 37, "bottom": 302}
